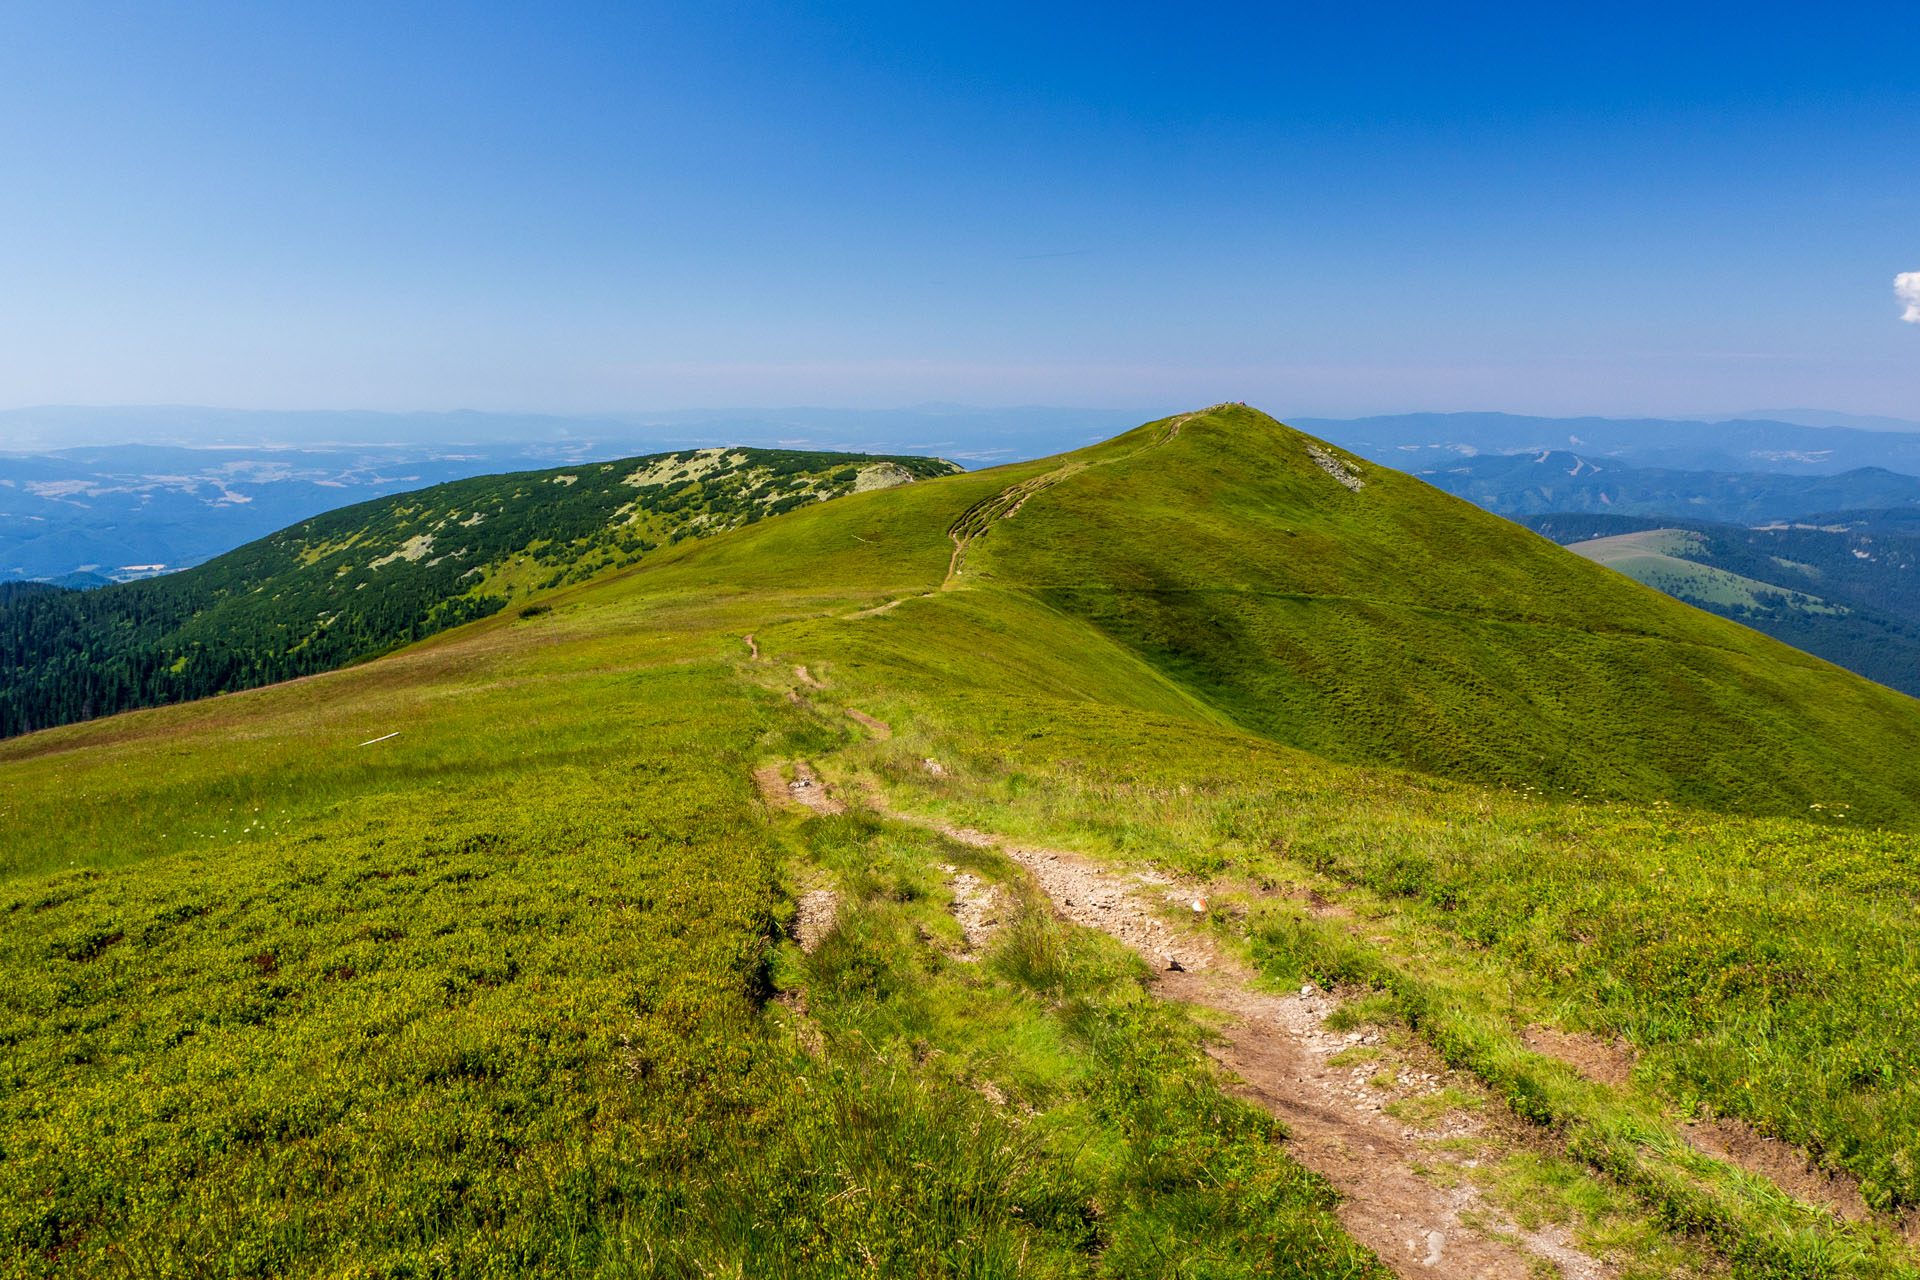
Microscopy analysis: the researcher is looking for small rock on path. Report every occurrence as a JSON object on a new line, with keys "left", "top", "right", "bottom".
{"left": 753, "top": 762, "right": 844, "bottom": 815}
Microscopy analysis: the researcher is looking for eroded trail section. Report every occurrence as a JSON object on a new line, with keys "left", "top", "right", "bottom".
{"left": 1521, "top": 1026, "right": 1878, "bottom": 1228}
{"left": 845, "top": 707, "right": 891, "bottom": 739}
{"left": 754, "top": 761, "right": 843, "bottom": 815}
{"left": 917, "top": 817, "right": 1608, "bottom": 1280}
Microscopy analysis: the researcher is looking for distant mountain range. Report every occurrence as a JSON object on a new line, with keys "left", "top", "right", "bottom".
{"left": 1407, "top": 452, "right": 1920, "bottom": 523}
{"left": 1305, "top": 411, "right": 1920, "bottom": 475}
{"left": 9, "top": 405, "right": 1920, "bottom": 583}
{"left": 0, "top": 404, "right": 1147, "bottom": 460}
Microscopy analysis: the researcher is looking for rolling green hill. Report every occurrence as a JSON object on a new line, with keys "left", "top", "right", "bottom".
{"left": 819, "top": 407, "right": 1920, "bottom": 820}
{"left": 0, "top": 447, "right": 956, "bottom": 735}
{"left": 8, "top": 405, "right": 1920, "bottom": 1277}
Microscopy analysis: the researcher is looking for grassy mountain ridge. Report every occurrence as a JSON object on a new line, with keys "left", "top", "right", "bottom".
{"left": 9, "top": 406, "right": 1920, "bottom": 1274}
{"left": 0, "top": 447, "right": 956, "bottom": 735}
{"left": 849, "top": 407, "right": 1920, "bottom": 820}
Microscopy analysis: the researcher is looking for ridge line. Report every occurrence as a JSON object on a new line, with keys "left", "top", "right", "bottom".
{"left": 941, "top": 406, "right": 1218, "bottom": 588}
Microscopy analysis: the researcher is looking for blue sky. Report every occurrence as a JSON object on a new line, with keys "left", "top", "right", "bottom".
{"left": 2, "top": 1, "right": 1917, "bottom": 419}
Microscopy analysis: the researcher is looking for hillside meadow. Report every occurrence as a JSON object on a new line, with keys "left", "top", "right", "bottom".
{"left": 0, "top": 447, "right": 956, "bottom": 739}
{"left": 7, "top": 406, "right": 1920, "bottom": 1276}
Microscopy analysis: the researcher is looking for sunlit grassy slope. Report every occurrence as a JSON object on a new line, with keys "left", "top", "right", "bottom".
{"left": 0, "top": 447, "right": 956, "bottom": 738}
{"left": 8, "top": 404, "right": 1920, "bottom": 1275}
{"left": 783, "top": 405, "right": 1920, "bottom": 821}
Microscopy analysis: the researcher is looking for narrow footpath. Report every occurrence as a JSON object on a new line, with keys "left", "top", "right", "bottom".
{"left": 878, "top": 804, "right": 1610, "bottom": 1280}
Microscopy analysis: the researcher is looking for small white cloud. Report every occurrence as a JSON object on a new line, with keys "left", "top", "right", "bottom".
{"left": 1899, "top": 271, "right": 1920, "bottom": 323}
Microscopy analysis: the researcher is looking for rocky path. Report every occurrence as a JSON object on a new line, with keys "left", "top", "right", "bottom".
{"left": 897, "top": 813, "right": 1611, "bottom": 1280}
{"left": 746, "top": 652, "right": 1892, "bottom": 1271}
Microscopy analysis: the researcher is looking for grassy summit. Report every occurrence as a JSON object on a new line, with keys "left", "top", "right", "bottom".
{"left": 777, "top": 404, "right": 1920, "bottom": 820}
{"left": 6, "top": 405, "right": 1920, "bottom": 1276}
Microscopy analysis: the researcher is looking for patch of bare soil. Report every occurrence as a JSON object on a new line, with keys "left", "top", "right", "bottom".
{"left": 938, "top": 864, "right": 1004, "bottom": 955}
{"left": 846, "top": 708, "right": 891, "bottom": 739}
{"left": 955, "top": 828, "right": 1210, "bottom": 972}
{"left": 753, "top": 761, "right": 844, "bottom": 815}
{"left": 1681, "top": 1116, "right": 1871, "bottom": 1224}
{"left": 786, "top": 763, "right": 843, "bottom": 815}
{"left": 1523, "top": 1025, "right": 1637, "bottom": 1089}
{"left": 886, "top": 809, "right": 1612, "bottom": 1279}
{"left": 793, "top": 664, "right": 825, "bottom": 688}
{"left": 794, "top": 888, "right": 839, "bottom": 953}
{"left": 744, "top": 632, "right": 761, "bottom": 660}
{"left": 848, "top": 591, "right": 937, "bottom": 619}
{"left": 1179, "top": 970, "right": 1606, "bottom": 1280}
{"left": 752, "top": 764, "right": 789, "bottom": 808}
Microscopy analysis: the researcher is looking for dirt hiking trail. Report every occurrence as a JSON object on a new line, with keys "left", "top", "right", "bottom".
{"left": 844, "top": 707, "right": 890, "bottom": 739}
{"left": 753, "top": 761, "right": 843, "bottom": 816}
{"left": 1522, "top": 1021, "right": 1880, "bottom": 1228}
{"left": 882, "top": 804, "right": 1611, "bottom": 1280}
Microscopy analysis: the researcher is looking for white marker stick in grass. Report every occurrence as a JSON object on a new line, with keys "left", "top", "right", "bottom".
{"left": 358, "top": 731, "right": 401, "bottom": 747}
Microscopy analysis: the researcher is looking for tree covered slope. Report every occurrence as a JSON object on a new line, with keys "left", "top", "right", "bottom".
{"left": 0, "top": 447, "right": 955, "bottom": 735}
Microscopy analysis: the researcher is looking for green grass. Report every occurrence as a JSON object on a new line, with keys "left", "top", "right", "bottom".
{"left": 769, "top": 807, "right": 1390, "bottom": 1278}
{"left": 3, "top": 665, "right": 794, "bottom": 1275}
{"left": 9, "top": 404, "right": 1920, "bottom": 1275}
{"left": 826, "top": 700, "right": 1920, "bottom": 1270}
{"left": 0, "top": 579, "right": 1386, "bottom": 1277}
{"left": 941, "top": 407, "right": 1920, "bottom": 821}
{"left": 0, "top": 445, "right": 958, "bottom": 739}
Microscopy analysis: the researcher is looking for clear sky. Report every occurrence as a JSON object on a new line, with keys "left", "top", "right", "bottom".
{"left": 2, "top": 1, "right": 1917, "bottom": 420}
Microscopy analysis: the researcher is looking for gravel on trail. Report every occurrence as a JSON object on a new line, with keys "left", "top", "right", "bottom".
{"left": 898, "top": 813, "right": 1613, "bottom": 1280}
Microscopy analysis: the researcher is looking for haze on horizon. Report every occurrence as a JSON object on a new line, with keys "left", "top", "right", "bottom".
{"left": 2, "top": 1, "right": 1917, "bottom": 430}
